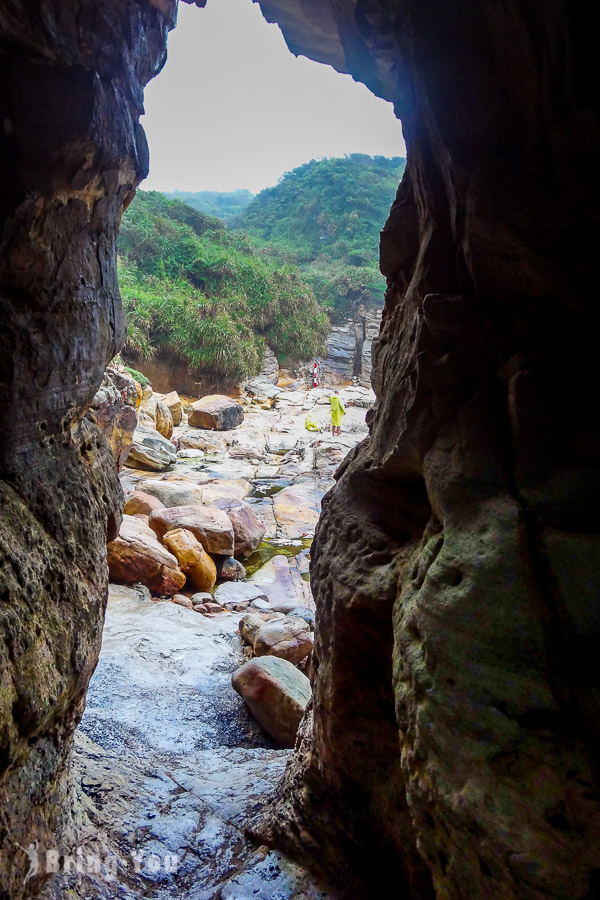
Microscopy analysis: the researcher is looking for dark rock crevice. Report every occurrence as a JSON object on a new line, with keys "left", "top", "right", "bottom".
{"left": 1, "top": 1, "right": 600, "bottom": 897}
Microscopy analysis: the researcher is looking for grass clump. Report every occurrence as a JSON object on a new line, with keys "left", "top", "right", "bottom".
{"left": 118, "top": 191, "right": 327, "bottom": 380}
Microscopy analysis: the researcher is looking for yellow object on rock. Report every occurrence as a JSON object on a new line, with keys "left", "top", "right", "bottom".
{"left": 304, "top": 413, "right": 320, "bottom": 431}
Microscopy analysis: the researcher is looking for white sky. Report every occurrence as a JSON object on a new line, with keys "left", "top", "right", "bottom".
{"left": 141, "top": 0, "right": 406, "bottom": 194}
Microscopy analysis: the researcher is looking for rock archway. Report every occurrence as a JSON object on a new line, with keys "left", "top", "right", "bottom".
{"left": 1, "top": 1, "right": 599, "bottom": 897}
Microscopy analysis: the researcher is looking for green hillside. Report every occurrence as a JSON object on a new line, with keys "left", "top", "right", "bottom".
{"left": 163, "top": 189, "right": 254, "bottom": 224}
{"left": 117, "top": 191, "right": 327, "bottom": 380}
{"left": 235, "top": 154, "right": 405, "bottom": 318}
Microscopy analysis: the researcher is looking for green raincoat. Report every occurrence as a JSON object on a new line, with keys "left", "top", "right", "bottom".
{"left": 329, "top": 394, "right": 345, "bottom": 427}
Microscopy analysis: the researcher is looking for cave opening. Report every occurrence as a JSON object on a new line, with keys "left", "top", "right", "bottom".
{"left": 2, "top": 0, "right": 600, "bottom": 898}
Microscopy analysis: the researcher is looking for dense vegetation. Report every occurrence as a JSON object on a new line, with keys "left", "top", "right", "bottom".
{"left": 163, "top": 189, "right": 254, "bottom": 224}
{"left": 234, "top": 154, "right": 405, "bottom": 318}
{"left": 117, "top": 191, "right": 327, "bottom": 380}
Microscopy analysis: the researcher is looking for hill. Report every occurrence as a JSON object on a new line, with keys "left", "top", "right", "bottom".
{"left": 234, "top": 154, "right": 405, "bottom": 319}
{"left": 117, "top": 191, "right": 327, "bottom": 380}
{"left": 163, "top": 189, "right": 254, "bottom": 224}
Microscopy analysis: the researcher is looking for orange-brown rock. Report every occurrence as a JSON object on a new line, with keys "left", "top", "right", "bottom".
{"left": 148, "top": 505, "right": 235, "bottom": 556}
{"left": 155, "top": 399, "right": 174, "bottom": 439}
{"left": 163, "top": 528, "right": 217, "bottom": 592}
{"left": 162, "top": 390, "right": 183, "bottom": 426}
{"left": 123, "top": 490, "right": 166, "bottom": 517}
{"left": 188, "top": 394, "right": 244, "bottom": 430}
{"left": 108, "top": 515, "right": 185, "bottom": 596}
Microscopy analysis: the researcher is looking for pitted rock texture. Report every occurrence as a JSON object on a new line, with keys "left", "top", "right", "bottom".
{"left": 90, "top": 366, "right": 138, "bottom": 468}
{"left": 255, "top": 1, "right": 600, "bottom": 898}
{"left": 0, "top": 1, "right": 175, "bottom": 894}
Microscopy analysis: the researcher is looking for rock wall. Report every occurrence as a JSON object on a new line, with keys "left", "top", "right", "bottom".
{"left": 0, "top": 2, "right": 175, "bottom": 894}
{"left": 255, "top": 1, "right": 600, "bottom": 897}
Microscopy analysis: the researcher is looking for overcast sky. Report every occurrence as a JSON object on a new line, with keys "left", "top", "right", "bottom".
{"left": 141, "top": 0, "right": 405, "bottom": 194}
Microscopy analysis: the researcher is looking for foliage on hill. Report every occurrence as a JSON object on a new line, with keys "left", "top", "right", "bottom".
{"left": 163, "top": 189, "right": 254, "bottom": 224}
{"left": 234, "top": 154, "right": 405, "bottom": 318}
{"left": 117, "top": 191, "right": 327, "bottom": 380}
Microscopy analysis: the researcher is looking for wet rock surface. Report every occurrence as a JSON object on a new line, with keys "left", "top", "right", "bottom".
{"left": 39, "top": 379, "right": 368, "bottom": 898}
{"left": 42, "top": 588, "right": 331, "bottom": 899}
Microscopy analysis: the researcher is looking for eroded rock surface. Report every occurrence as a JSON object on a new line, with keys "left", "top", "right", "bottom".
{"left": 254, "top": 2, "right": 600, "bottom": 898}
{"left": 0, "top": 1, "right": 175, "bottom": 894}
{"left": 41, "top": 588, "right": 331, "bottom": 899}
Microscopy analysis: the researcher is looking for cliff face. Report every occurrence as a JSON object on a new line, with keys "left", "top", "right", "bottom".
{"left": 0, "top": 2, "right": 175, "bottom": 894}
{"left": 255, "top": 1, "right": 600, "bottom": 897}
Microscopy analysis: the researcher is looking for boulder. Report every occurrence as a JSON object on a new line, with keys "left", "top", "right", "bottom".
{"left": 141, "top": 392, "right": 158, "bottom": 421}
{"left": 231, "top": 656, "right": 311, "bottom": 748}
{"left": 214, "top": 581, "right": 269, "bottom": 611}
{"left": 155, "top": 400, "right": 174, "bottom": 439}
{"left": 188, "top": 394, "right": 244, "bottom": 431}
{"left": 127, "top": 426, "right": 177, "bottom": 471}
{"left": 149, "top": 505, "right": 235, "bottom": 556}
{"left": 172, "top": 594, "right": 193, "bottom": 609}
{"left": 215, "top": 556, "right": 246, "bottom": 581}
{"left": 239, "top": 611, "right": 285, "bottom": 647}
{"left": 123, "top": 490, "right": 166, "bottom": 517}
{"left": 162, "top": 390, "right": 183, "bottom": 426}
{"left": 177, "top": 448, "right": 204, "bottom": 459}
{"left": 254, "top": 616, "right": 314, "bottom": 665}
{"left": 163, "top": 528, "right": 217, "bottom": 592}
{"left": 213, "top": 497, "right": 266, "bottom": 558}
{"left": 204, "top": 601, "right": 224, "bottom": 614}
{"left": 136, "top": 479, "right": 206, "bottom": 508}
{"left": 107, "top": 515, "right": 186, "bottom": 596}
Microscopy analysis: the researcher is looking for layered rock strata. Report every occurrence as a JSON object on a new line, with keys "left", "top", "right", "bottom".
{"left": 0, "top": 1, "right": 176, "bottom": 894}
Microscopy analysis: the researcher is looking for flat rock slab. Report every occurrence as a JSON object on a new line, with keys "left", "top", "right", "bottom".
{"left": 137, "top": 479, "right": 207, "bottom": 508}
{"left": 214, "top": 581, "right": 269, "bottom": 610}
{"left": 273, "top": 484, "right": 323, "bottom": 540}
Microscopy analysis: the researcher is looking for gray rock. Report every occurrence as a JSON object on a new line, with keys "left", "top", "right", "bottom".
{"left": 126, "top": 426, "right": 177, "bottom": 471}
{"left": 214, "top": 582, "right": 269, "bottom": 610}
{"left": 216, "top": 556, "right": 247, "bottom": 581}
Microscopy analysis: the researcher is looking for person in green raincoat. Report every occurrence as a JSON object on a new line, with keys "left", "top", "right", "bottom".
{"left": 329, "top": 390, "right": 345, "bottom": 436}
